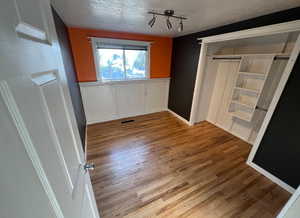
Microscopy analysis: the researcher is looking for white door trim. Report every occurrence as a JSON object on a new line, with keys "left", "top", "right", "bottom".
{"left": 0, "top": 81, "right": 64, "bottom": 218}
{"left": 31, "top": 70, "right": 76, "bottom": 194}
{"left": 198, "top": 20, "right": 300, "bottom": 43}
{"left": 245, "top": 34, "right": 300, "bottom": 193}
{"left": 189, "top": 42, "right": 208, "bottom": 125}
{"left": 55, "top": 73, "right": 83, "bottom": 164}
{"left": 38, "top": 80, "right": 75, "bottom": 194}
{"left": 167, "top": 109, "right": 191, "bottom": 125}
{"left": 248, "top": 162, "right": 295, "bottom": 193}
{"left": 246, "top": 34, "right": 300, "bottom": 164}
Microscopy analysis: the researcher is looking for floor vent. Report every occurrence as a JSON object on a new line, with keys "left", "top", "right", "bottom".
{"left": 121, "top": 119, "right": 135, "bottom": 124}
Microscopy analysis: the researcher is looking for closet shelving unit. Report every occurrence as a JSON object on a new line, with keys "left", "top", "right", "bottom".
{"left": 208, "top": 53, "right": 290, "bottom": 122}
{"left": 238, "top": 71, "right": 267, "bottom": 78}
{"left": 193, "top": 27, "right": 299, "bottom": 144}
{"left": 228, "top": 54, "right": 277, "bottom": 122}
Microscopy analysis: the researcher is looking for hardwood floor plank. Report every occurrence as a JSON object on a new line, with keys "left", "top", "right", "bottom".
{"left": 87, "top": 111, "right": 290, "bottom": 218}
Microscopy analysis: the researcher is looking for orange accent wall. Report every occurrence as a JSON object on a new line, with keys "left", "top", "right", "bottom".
{"left": 68, "top": 27, "right": 173, "bottom": 82}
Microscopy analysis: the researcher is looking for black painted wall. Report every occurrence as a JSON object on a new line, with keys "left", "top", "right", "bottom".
{"left": 169, "top": 7, "right": 300, "bottom": 121}
{"left": 52, "top": 8, "right": 87, "bottom": 148}
{"left": 253, "top": 54, "right": 300, "bottom": 189}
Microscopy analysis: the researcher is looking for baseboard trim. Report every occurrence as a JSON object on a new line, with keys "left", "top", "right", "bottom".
{"left": 247, "top": 161, "right": 295, "bottom": 194}
{"left": 87, "top": 110, "right": 168, "bottom": 125}
{"left": 167, "top": 109, "right": 191, "bottom": 125}
{"left": 209, "top": 121, "right": 252, "bottom": 145}
{"left": 87, "top": 118, "right": 116, "bottom": 125}
{"left": 87, "top": 113, "right": 147, "bottom": 125}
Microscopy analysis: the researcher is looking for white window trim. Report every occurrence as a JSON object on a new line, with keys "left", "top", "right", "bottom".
{"left": 91, "top": 37, "right": 151, "bottom": 83}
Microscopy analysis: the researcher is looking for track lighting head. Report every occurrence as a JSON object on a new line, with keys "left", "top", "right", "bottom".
{"left": 178, "top": 19, "right": 183, "bottom": 32}
{"left": 166, "top": 17, "right": 172, "bottom": 30}
{"left": 148, "top": 14, "right": 156, "bottom": 28}
{"left": 147, "top": 10, "right": 187, "bottom": 31}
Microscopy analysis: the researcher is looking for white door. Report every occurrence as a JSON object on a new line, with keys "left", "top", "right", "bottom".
{"left": 0, "top": 0, "right": 99, "bottom": 217}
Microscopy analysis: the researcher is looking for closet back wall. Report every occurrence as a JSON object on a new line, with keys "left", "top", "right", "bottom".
{"left": 68, "top": 28, "right": 173, "bottom": 81}
{"left": 169, "top": 6, "right": 300, "bottom": 121}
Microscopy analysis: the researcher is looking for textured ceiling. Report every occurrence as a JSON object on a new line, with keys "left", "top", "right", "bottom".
{"left": 51, "top": 0, "right": 300, "bottom": 37}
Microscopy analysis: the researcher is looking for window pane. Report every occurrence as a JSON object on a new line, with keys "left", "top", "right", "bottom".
{"left": 98, "top": 49, "right": 125, "bottom": 81}
{"left": 125, "top": 50, "right": 146, "bottom": 79}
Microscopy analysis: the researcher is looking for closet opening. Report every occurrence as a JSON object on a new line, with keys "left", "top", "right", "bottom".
{"left": 190, "top": 21, "right": 300, "bottom": 192}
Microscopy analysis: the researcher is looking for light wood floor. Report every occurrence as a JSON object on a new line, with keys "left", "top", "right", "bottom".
{"left": 87, "top": 111, "right": 290, "bottom": 218}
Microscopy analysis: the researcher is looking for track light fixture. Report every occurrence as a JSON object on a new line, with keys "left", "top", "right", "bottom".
{"left": 148, "top": 14, "right": 156, "bottom": 28}
{"left": 148, "top": 10, "right": 187, "bottom": 32}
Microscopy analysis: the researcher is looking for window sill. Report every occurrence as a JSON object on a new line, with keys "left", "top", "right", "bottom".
{"left": 79, "top": 78, "right": 170, "bottom": 87}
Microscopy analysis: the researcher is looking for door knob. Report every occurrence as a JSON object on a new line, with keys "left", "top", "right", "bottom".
{"left": 84, "top": 163, "right": 95, "bottom": 172}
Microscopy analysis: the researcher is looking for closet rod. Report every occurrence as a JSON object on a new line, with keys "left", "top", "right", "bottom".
{"left": 212, "top": 56, "right": 289, "bottom": 60}
{"left": 212, "top": 57, "right": 241, "bottom": 60}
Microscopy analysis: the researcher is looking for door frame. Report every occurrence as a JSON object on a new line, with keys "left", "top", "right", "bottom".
{"left": 189, "top": 20, "right": 300, "bottom": 193}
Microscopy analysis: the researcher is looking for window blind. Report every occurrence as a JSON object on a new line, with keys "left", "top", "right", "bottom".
{"left": 96, "top": 42, "right": 148, "bottom": 51}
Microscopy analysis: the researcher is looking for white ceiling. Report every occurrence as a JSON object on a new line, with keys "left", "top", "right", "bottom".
{"left": 51, "top": 0, "right": 299, "bottom": 37}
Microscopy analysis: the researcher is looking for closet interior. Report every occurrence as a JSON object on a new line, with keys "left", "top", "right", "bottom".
{"left": 196, "top": 31, "right": 299, "bottom": 144}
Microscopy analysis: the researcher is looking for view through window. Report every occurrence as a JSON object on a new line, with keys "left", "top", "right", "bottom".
{"left": 95, "top": 40, "right": 148, "bottom": 82}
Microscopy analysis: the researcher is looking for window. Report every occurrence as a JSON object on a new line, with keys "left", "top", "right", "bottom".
{"left": 92, "top": 38, "right": 150, "bottom": 82}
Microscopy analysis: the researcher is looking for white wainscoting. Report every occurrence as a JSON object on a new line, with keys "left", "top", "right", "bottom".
{"left": 80, "top": 78, "right": 170, "bottom": 124}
